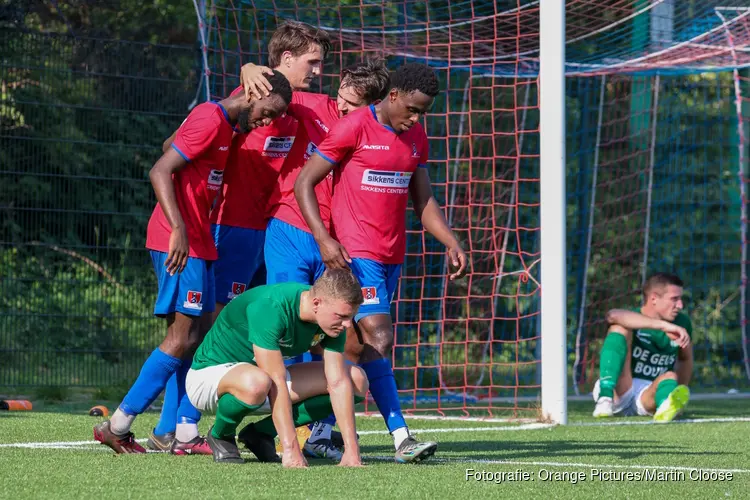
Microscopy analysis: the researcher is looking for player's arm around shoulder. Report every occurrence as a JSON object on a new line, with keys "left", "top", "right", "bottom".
{"left": 323, "top": 348, "right": 365, "bottom": 466}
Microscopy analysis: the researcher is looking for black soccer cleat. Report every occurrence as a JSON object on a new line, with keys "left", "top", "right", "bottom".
{"left": 146, "top": 429, "right": 175, "bottom": 452}
{"left": 206, "top": 426, "right": 245, "bottom": 464}
{"left": 237, "top": 423, "right": 281, "bottom": 463}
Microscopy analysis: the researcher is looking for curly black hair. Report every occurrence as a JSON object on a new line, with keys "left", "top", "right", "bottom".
{"left": 266, "top": 71, "right": 293, "bottom": 105}
{"left": 390, "top": 63, "right": 440, "bottom": 97}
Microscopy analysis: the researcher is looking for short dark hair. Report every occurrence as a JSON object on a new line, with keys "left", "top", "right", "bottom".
{"left": 391, "top": 63, "right": 440, "bottom": 97}
{"left": 268, "top": 20, "right": 331, "bottom": 68}
{"left": 341, "top": 58, "right": 391, "bottom": 103}
{"left": 643, "top": 272, "right": 684, "bottom": 297}
{"left": 266, "top": 71, "right": 293, "bottom": 105}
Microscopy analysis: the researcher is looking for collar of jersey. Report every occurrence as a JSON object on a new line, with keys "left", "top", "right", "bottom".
{"left": 369, "top": 104, "right": 398, "bottom": 134}
{"left": 211, "top": 101, "right": 241, "bottom": 133}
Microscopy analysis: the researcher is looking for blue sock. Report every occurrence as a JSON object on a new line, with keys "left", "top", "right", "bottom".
{"left": 176, "top": 359, "right": 201, "bottom": 424}
{"left": 306, "top": 353, "right": 338, "bottom": 429}
{"left": 153, "top": 372, "right": 179, "bottom": 435}
{"left": 361, "top": 358, "right": 406, "bottom": 433}
{"left": 120, "top": 348, "right": 182, "bottom": 415}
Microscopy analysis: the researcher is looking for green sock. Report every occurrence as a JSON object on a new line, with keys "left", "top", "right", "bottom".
{"left": 211, "top": 393, "right": 264, "bottom": 439}
{"left": 598, "top": 333, "right": 628, "bottom": 399}
{"left": 654, "top": 379, "right": 678, "bottom": 408}
{"left": 254, "top": 394, "right": 364, "bottom": 438}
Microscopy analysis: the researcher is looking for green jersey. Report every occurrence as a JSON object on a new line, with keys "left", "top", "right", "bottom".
{"left": 192, "top": 282, "right": 345, "bottom": 370}
{"left": 630, "top": 309, "right": 692, "bottom": 381}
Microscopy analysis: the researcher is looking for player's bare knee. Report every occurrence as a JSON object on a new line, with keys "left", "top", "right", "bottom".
{"left": 363, "top": 325, "right": 394, "bottom": 356}
{"left": 349, "top": 365, "right": 369, "bottom": 396}
{"left": 656, "top": 371, "right": 678, "bottom": 383}
{"left": 606, "top": 324, "right": 631, "bottom": 340}
{"left": 235, "top": 370, "right": 272, "bottom": 405}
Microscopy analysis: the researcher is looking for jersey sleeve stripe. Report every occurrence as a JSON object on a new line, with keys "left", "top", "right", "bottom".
{"left": 316, "top": 151, "right": 337, "bottom": 165}
{"left": 171, "top": 143, "right": 191, "bottom": 163}
{"left": 418, "top": 163, "right": 428, "bottom": 168}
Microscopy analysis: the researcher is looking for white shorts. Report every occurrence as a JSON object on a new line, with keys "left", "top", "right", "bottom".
{"left": 186, "top": 362, "right": 291, "bottom": 414}
{"left": 592, "top": 377, "right": 653, "bottom": 416}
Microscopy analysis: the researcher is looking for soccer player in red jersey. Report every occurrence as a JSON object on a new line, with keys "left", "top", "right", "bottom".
{"left": 93, "top": 75, "right": 293, "bottom": 455}
{"left": 149, "top": 21, "right": 330, "bottom": 452}
{"left": 210, "top": 21, "right": 331, "bottom": 318}
{"left": 236, "top": 58, "right": 390, "bottom": 458}
{"left": 295, "top": 63, "right": 468, "bottom": 463}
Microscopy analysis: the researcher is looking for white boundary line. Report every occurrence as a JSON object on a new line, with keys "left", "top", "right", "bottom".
{"left": 3, "top": 416, "right": 749, "bottom": 449}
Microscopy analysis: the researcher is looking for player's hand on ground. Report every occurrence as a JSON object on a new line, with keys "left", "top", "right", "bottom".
{"left": 281, "top": 450, "right": 309, "bottom": 468}
{"left": 319, "top": 236, "right": 352, "bottom": 269}
{"left": 240, "top": 63, "right": 274, "bottom": 100}
{"left": 165, "top": 228, "right": 189, "bottom": 275}
{"left": 662, "top": 322, "right": 690, "bottom": 348}
{"left": 337, "top": 451, "right": 364, "bottom": 467}
{"left": 447, "top": 245, "right": 468, "bottom": 280}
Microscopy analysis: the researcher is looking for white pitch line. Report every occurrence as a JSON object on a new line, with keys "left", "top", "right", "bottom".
{"left": 571, "top": 417, "right": 750, "bottom": 427}
{"left": 2, "top": 416, "right": 749, "bottom": 449}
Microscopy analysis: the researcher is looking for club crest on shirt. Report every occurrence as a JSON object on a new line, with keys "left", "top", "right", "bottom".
{"left": 310, "top": 332, "right": 327, "bottom": 347}
{"left": 228, "top": 282, "right": 246, "bottom": 299}
{"left": 361, "top": 287, "right": 380, "bottom": 305}
{"left": 411, "top": 142, "right": 420, "bottom": 158}
{"left": 184, "top": 291, "right": 203, "bottom": 310}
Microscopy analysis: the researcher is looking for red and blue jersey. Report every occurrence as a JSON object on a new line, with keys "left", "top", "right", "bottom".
{"left": 314, "top": 105, "right": 429, "bottom": 264}
{"left": 272, "top": 92, "right": 336, "bottom": 232}
{"left": 146, "top": 102, "right": 235, "bottom": 261}
{"left": 209, "top": 86, "right": 297, "bottom": 230}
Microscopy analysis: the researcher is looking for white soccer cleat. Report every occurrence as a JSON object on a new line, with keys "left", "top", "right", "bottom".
{"left": 592, "top": 397, "right": 614, "bottom": 418}
{"left": 654, "top": 385, "right": 690, "bottom": 423}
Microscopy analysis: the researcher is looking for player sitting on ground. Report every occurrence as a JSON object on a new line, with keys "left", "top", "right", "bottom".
{"left": 295, "top": 63, "right": 469, "bottom": 463}
{"left": 93, "top": 75, "right": 293, "bottom": 455}
{"left": 236, "top": 58, "right": 390, "bottom": 459}
{"left": 148, "top": 21, "right": 329, "bottom": 452}
{"left": 185, "top": 268, "right": 367, "bottom": 467}
{"left": 592, "top": 272, "right": 693, "bottom": 422}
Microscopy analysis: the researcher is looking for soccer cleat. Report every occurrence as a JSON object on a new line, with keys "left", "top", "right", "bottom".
{"left": 146, "top": 430, "right": 175, "bottom": 452}
{"left": 303, "top": 438, "right": 344, "bottom": 461}
{"left": 170, "top": 435, "right": 213, "bottom": 455}
{"left": 93, "top": 421, "right": 146, "bottom": 454}
{"left": 330, "top": 429, "right": 360, "bottom": 449}
{"left": 394, "top": 436, "right": 437, "bottom": 464}
{"left": 206, "top": 427, "right": 245, "bottom": 464}
{"left": 654, "top": 384, "right": 690, "bottom": 423}
{"left": 237, "top": 423, "right": 281, "bottom": 463}
{"left": 592, "top": 397, "right": 614, "bottom": 418}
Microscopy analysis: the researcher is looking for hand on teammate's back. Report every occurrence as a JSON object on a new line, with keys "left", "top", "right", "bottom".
{"left": 447, "top": 245, "right": 468, "bottom": 280}
{"left": 319, "top": 236, "right": 352, "bottom": 269}
{"left": 240, "top": 63, "right": 274, "bottom": 100}
{"left": 165, "top": 228, "right": 189, "bottom": 275}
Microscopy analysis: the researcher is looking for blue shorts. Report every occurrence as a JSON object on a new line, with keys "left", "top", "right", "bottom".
{"left": 349, "top": 258, "right": 402, "bottom": 322}
{"left": 212, "top": 224, "right": 265, "bottom": 304}
{"left": 150, "top": 251, "right": 215, "bottom": 317}
{"left": 264, "top": 218, "right": 326, "bottom": 285}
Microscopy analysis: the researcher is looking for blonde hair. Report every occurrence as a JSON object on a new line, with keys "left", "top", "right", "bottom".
{"left": 311, "top": 269, "right": 364, "bottom": 306}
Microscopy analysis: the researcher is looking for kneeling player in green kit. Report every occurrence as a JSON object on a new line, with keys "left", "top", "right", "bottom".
{"left": 592, "top": 272, "right": 693, "bottom": 422}
{"left": 185, "top": 268, "right": 367, "bottom": 467}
